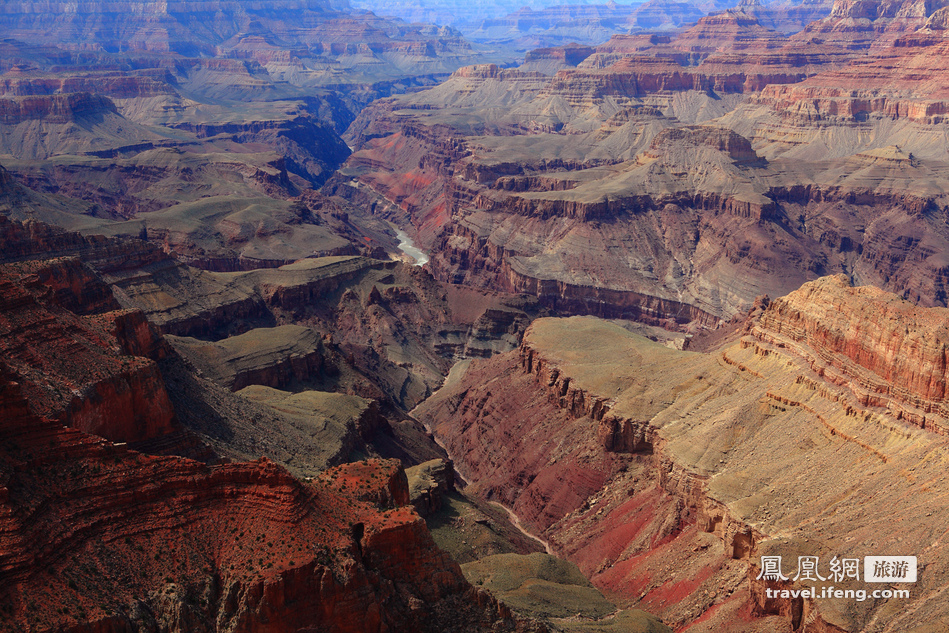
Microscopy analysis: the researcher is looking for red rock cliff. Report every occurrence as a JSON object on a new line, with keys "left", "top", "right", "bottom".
{"left": 751, "top": 273, "right": 949, "bottom": 431}
{"left": 0, "top": 367, "right": 540, "bottom": 633}
{"left": 0, "top": 256, "right": 177, "bottom": 444}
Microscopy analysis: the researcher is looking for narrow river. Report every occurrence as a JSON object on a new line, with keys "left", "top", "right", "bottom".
{"left": 394, "top": 227, "right": 429, "bottom": 266}
{"left": 489, "top": 501, "right": 555, "bottom": 555}
{"left": 412, "top": 359, "right": 555, "bottom": 556}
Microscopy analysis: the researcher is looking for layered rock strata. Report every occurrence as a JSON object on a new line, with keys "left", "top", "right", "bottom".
{"left": 337, "top": 0, "right": 949, "bottom": 330}
{"left": 0, "top": 369, "right": 541, "bottom": 632}
{"left": 752, "top": 274, "right": 949, "bottom": 432}
{"left": 416, "top": 278, "right": 949, "bottom": 631}
{"left": 0, "top": 257, "right": 179, "bottom": 446}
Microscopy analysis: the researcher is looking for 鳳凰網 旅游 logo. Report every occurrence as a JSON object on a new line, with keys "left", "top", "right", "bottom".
{"left": 756, "top": 555, "right": 916, "bottom": 583}
{"left": 755, "top": 555, "right": 916, "bottom": 602}
{"left": 864, "top": 556, "right": 917, "bottom": 582}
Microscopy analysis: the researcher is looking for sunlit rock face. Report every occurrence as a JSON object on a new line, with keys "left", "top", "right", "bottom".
{"left": 416, "top": 278, "right": 949, "bottom": 631}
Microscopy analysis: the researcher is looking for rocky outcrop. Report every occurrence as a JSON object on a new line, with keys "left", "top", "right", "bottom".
{"left": 167, "top": 325, "right": 326, "bottom": 392}
{"left": 0, "top": 259, "right": 179, "bottom": 444}
{"left": 523, "top": 45, "right": 596, "bottom": 68}
{"left": 321, "top": 458, "right": 412, "bottom": 509}
{"left": 406, "top": 458, "right": 455, "bottom": 516}
{"left": 751, "top": 274, "right": 949, "bottom": 431}
{"left": 0, "top": 93, "right": 118, "bottom": 124}
{"left": 10, "top": 256, "right": 120, "bottom": 316}
{"left": 0, "top": 370, "right": 541, "bottom": 632}
{"left": 645, "top": 125, "right": 764, "bottom": 165}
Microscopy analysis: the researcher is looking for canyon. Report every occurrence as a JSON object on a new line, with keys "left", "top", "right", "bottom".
{"left": 416, "top": 277, "right": 949, "bottom": 632}
{"left": 0, "top": 213, "right": 557, "bottom": 632}
{"left": 4, "top": 0, "right": 949, "bottom": 631}
{"left": 337, "top": 0, "right": 949, "bottom": 329}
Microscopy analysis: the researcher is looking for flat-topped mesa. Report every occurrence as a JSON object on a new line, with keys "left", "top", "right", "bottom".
{"left": 645, "top": 125, "right": 764, "bottom": 165}
{"left": 450, "top": 63, "right": 505, "bottom": 80}
{"left": 446, "top": 64, "right": 550, "bottom": 88}
{"left": 0, "top": 93, "right": 118, "bottom": 125}
{"left": 167, "top": 325, "right": 326, "bottom": 392}
{"left": 523, "top": 45, "right": 596, "bottom": 67}
{"left": 0, "top": 75, "right": 176, "bottom": 99}
{"left": 671, "top": 9, "right": 789, "bottom": 59}
{"left": 541, "top": 55, "right": 810, "bottom": 105}
{"left": 457, "top": 127, "right": 771, "bottom": 222}
{"left": 750, "top": 274, "right": 949, "bottom": 432}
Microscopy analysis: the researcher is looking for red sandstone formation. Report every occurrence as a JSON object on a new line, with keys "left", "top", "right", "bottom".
{"left": 0, "top": 258, "right": 178, "bottom": 445}
{"left": 752, "top": 274, "right": 949, "bottom": 431}
{"left": 416, "top": 284, "right": 949, "bottom": 630}
{"left": 0, "top": 367, "right": 539, "bottom": 632}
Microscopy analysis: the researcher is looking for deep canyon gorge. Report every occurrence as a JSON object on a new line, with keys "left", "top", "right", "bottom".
{"left": 3, "top": 0, "right": 949, "bottom": 632}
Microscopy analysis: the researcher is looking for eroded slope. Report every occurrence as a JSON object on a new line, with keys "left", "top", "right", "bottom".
{"left": 335, "top": 0, "right": 949, "bottom": 327}
{"left": 416, "top": 277, "right": 949, "bottom": 632}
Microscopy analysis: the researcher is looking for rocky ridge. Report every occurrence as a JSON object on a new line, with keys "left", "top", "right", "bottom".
{"left": 337, "top": 0, "right": 949, "bottom": 328}
{"left": 0, "top": 370, "right": 542, "bottom": 632}
{"left": 415, "top": 277, "right": 949, "bottom": 631}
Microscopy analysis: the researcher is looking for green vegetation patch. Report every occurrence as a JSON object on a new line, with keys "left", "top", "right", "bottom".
{"left": 555, "top": 609, "right": 672, "bottom": 633}
{"left": 462, "top": 552, "right": 614, "bottom": 620}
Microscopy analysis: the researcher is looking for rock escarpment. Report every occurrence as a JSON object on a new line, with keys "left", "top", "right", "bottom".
{"left": 167, "top": 325, "right": 326, "bottom": 392}
{"left": 416, "top": 279, "right": 949, "bottom": 631}
{"left": 0, "top": 368, "right": 541, "bottom": 633}
{"left": 336, "top": 0, "right": 949, "bottom": 330}
{"left": 0, "top": 93, "right": 119, "bottom": 124}
{"left": 0, "top": 256, "right": 180, "bottom": 446}
{"left": 752, "top": 274, "right": 949, "bottom": 431}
